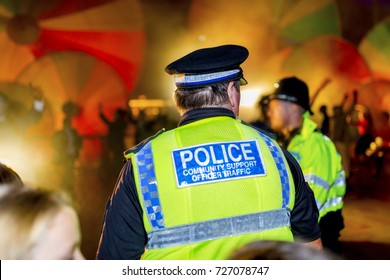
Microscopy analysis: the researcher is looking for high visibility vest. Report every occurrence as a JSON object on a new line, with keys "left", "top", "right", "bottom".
{"left": 126, "top": 116, "right": 295, "bottom": 259}
{"left": 288, "top": 112, "right": 346, "bottom": 219}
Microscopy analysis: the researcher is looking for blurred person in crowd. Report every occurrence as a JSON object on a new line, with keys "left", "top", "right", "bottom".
{"left": 266, "top": 76, "right": 346, "bottom": 255}
{"left": 99, "top": 105, "right": 133, "bottom": 180}
{"left": 309, "top": 77, "right": 332, "bottom": 138}
{"left": 372, "top": 111, "right": 390, "bottom": 177}
{"left": 134, "top": 109, "right": 164, "bottom": 144}
{"left": 134, "top": 108, "right": 148, "bottom": 144}
{"left": 331, "top": 90, "right": 359, "bottom": 180}
{"left": 62, "top": 101, "right": 79, "bottom": 120}
{"left": 374, "top": 111, "right": 390, "bottom": 141}
{"left": 133, "top": 106, "right": 176, "bottom": 146}
{"left": 0, "top": 187, "right": 84, "bottom": 260}
{"left": 96, "top": 45, "right": 321, "bottom": 260}
{"left": 250, "top": 94, "right": 272, "bottom": 133}
{"left": 354, "top": 107, "right": 374, "bottom": 160}
{"left": 52, "top": 117, "right": 83, "bottom": 198}
{"left": 229, "top": 240, "right": 336, "bottom": 260}
{"left": 362, "top": 111, "right": 390, "bottom": 177}
{"left": 319, "top": 105, "right": 330, "bottom": 136}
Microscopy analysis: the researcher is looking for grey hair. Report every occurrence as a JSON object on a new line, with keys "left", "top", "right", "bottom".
{"left": 173, "top": 80, "right": 240, "bottom": 114}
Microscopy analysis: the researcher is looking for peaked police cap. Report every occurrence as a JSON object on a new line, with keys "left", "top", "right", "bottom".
{"left": 165, "top": 44, "right": 249, "bottom": 88}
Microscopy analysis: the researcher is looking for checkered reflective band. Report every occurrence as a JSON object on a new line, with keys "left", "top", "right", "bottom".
{"left": 258, "top": 132, "right": 290, "bottom": 208}
{"left": 136, "top": 142, "right": 165, "bottom": 230}
{"left": 174, "top": 69, "right": 241, "bottom": 87}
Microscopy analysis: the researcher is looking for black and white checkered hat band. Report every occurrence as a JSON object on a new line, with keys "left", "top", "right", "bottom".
{"left": 174, "top": 69, "right": 241, "bottom": 87}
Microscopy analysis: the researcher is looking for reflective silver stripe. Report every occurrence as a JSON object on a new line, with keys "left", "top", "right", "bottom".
{"left": 322, "top": 196, "right": 343, "bottom": 209}
{"left": 316, "top": 199, "right": 322, "bottom": 211}
{"left": 317, "top": 196, "right": 343, "bottom": 211}
{"left": 333, "top": 170, "right": 346, "bottom": 187}
{"left": 147, "top": 208, "right": 290, "bottom": 249}
{"left": 304, "top": 174, "right": 330, "bottom": 190}
{"left": 271, "top": 93, "right": 299, "bottom": 103}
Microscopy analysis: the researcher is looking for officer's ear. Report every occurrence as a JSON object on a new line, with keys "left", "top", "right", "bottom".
{"left": 227, "top": 81, "right": 240, "bottom": 116}
{"left": 227, "top": 82, "right": 237, "bottom": 103}
{"left": 290, "top": 102, "right": 305, "bottom": 116}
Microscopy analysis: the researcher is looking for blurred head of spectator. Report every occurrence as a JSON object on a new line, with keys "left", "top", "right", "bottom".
{"left": 0, "top": 162, "right": 24, "bottom": 197}
{"left": 0, "top": 187, "right": 84, "bottom": 260}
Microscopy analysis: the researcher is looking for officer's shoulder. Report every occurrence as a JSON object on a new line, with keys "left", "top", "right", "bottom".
{"left": 124, "top": 128, "right": 165, "bottom": 156}
{"left": 240, "top": 120, "right": 278, "bottom": 140}
{"left": 313, "top": 129, "right": 334, "bottom": 143}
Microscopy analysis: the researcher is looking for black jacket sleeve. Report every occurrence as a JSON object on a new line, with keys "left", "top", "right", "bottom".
{"left": 281, "top": 147, "right": 322, "bottom": 242}
{"left": 96, "top": 161, "right": 147, "bottom": 260}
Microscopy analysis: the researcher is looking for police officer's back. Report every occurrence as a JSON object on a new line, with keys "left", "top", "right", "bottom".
{"left": 96, "top": 45, "right": 321, "bottom": 260}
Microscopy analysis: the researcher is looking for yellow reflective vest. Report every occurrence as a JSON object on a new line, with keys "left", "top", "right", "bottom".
{"left": 287, "top": 112, "right": 346, "bottom": 219}
{"left": 126, "top": 116, "right": 295, "bottom": 259}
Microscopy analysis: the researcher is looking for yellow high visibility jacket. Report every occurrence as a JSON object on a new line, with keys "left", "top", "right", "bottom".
{"left": 287, "top": 112, "right": 346, "bottom": 219}
{"left": 126, "top": 116, "right": 295, "bottom": 259}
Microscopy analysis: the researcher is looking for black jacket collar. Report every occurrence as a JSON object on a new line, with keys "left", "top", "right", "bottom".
{"left": 178, "top": 107, "right": 236, "bottom": 127}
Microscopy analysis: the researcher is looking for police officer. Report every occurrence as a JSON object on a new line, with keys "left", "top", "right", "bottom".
{"left": 96, "top": 45, "right": 321, "bottom": 260}
{"left": 266, "top": 76, "right": 346, "bottom": 255}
